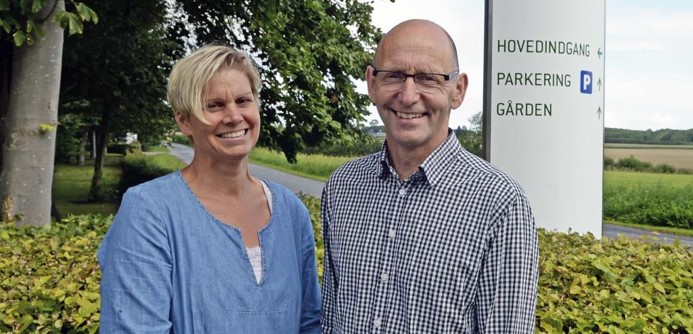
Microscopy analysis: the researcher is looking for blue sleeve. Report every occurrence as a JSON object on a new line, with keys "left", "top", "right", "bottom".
{"left": 294, "top": 195, "right": 322, "bottom": 334}
{"left": 97, "top": 189, "right": 173, "bottom": 333}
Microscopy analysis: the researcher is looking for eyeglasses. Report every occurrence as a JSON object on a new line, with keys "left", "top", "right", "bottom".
{"left": 372, "top": 66, "right": 459, "bottom": 92}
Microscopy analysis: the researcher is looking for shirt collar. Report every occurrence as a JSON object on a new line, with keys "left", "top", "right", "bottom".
{"left": 377, "top": 129, "right": 460, "bottom": 187}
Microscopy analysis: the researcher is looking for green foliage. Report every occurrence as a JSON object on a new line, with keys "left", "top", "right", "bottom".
{"left": 59, "top": 0, "right": 177, "bottom": 199}
{"left": 606, "top": 155, "right": 685, "bottom": 175}
{"left": 2, "top": 212, "right": 691, "bottom": 333}
{"left": 0, "top": 215, "right": 110, "bottom": 333}
{"left": 170, "top": 133, "right": 191, "bottom": 146}
{"left": 454, "top": 111, "right": 483, "bottom": 158}
{"left": 606, "top": 127, "right": 693, "bottom": 145}
{"left": 0, "top": 0, "right": 97, "bottom": 46}
{"left": 615, "top": 155, "right": 652, "bottom": 171}
{"left": 250, "top": 147, "right": 352, "bottom": 181}
{"left": 301, "top": 135, "right": 382, "bottom": 157}
{"left": 171, "top": 0, "right": 381, "bottom": 162}
{"left": 119, "top": 153, "right": 184, "bottom": 199}
{"left": 537, "top": 229, "right": 693, "bottom": 333}
{"left": 604, "top": 171, "right": 693, "bottom": 229}
{"left": 455, "top": 127, "right": 483, "bottom": 158}
{"left": 52, "top": 156, "right": 121, "bottom": 216}
{"left": 298, "top": 193, "right": 323, "bottom": 279}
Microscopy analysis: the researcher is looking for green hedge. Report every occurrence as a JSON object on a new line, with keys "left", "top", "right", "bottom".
{"left": 118, "top": 153, "right": 184, "bottom": 199}
{"left": 1, "top": 212, "right": 691, "bottom": 333}
{"left": 0, "top": 215, "right": 110, "bottom": 333}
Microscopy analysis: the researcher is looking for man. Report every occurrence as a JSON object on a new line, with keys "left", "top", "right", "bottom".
{"left": 320, "top": 19, "right": 538, "bottom": 333}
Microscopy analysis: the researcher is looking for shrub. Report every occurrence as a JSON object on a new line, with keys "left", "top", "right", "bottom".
{"left": 0, "top": 215, "right": 111, "bottom": 333}
{"left": 118, "top": 153, "right": 182, "bottom": 199}
{"left": 537, "top": 230, "right": 692, "bottom": 333}
{"left": 2, "top": 206, "right": 691, "bottom": 332}
{"left": 615, "top": 155, "right": 652, "bottom": 171}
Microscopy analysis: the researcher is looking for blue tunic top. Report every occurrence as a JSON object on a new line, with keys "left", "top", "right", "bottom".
{"left": 98, "top": 171, "right": 321, "bottom": 333}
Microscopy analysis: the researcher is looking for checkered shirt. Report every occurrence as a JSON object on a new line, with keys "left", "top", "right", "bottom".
{"left": 320, "top": 131, "right": 539, "bottom": 333}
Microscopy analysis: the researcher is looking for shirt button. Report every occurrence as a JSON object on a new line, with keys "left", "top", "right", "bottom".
{"left": 398, "top": 188, "right": 406, "bottom": 196}
{"left": 381, "top": 272, "right": 389, "bottom": 283}
{"left": 374, "top": 318, "right": 382, "bottom": 328}
{"left": 388, "top": 229, "right": 396, "bottom": 238}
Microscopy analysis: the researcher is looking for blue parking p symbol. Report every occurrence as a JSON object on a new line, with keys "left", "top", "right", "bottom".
{"left": 580, "top": 70, "right": 592, "bottom": 94}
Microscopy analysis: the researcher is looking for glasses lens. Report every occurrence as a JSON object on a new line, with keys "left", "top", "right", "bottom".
{"left": 380, "top": 72, "right": 406, "bottom": 85}
{"left": 376, "top": 70, "right": 452, "bottom": 93}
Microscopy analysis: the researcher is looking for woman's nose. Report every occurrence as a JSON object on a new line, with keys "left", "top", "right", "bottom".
{"left": 222, "top": 106, "right": 243, "bottom": 123}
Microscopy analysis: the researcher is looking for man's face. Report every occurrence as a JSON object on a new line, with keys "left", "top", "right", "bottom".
{"left": 367, "top": 21, "right": 467, "bottom": 156}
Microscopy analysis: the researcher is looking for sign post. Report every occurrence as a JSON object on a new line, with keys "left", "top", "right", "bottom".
{"left": 484, "top": 0, "right": 606, "bottom": 237}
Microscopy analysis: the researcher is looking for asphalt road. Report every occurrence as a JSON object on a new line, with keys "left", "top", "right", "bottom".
{"left": 168, "top": 143, "right": 693, "bottom": 248}
{"left": 168, "top": 143, "right": 324, "bottom": 197}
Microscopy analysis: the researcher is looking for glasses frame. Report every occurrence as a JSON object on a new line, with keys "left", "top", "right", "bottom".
{"left": 371, "top": 66, "right": 459, "bottom": 86}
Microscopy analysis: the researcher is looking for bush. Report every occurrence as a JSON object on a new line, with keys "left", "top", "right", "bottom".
{"left": 2, "top": 210, "right": 691, "bottom": 333}
{"left": 615, "top": 155, "right": 652, "bottom": 171}
{"left": 118, "top": 153, "right": 182, "bottom": 199}
{"left": 107, "top": 142, "right": 142, "bottom": 156}
{"left": 537, "top": 230, "right": 692, "bottom": 333}
{"left": 0, "top": 215, "right": 110, "bottom": 333}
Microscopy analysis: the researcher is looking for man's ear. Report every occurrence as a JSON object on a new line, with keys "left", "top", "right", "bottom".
{"left": 366, "top": 65, "right": 377, "bottom": 102}
{"left": 175, "top": 112, "right": 193, "bottom": 136}
{"left": 451, "top": 73, "right": 469, "bottom": 110}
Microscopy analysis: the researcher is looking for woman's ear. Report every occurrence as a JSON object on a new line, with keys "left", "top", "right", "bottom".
{"left": 175, "top": 112, "right": 193, "bottom": 136}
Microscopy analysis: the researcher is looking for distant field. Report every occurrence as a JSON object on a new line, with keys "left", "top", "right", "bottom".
{"left": 604, "top": 144, "right": 693, "bottom": 170}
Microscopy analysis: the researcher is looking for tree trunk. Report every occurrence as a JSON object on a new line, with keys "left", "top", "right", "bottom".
{"left": 0, "top": 41, "right": 9, "bottom": 177}
{"left": 88, "top": 108, "right": 111, "bottom": 202}
{"left": 0, "top": 0, "right": 65, "bottom": 226}
{"left": 79, "top": 131, "right": 86, "bottom": 166}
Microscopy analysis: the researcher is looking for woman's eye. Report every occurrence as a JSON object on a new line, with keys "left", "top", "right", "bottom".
{"left": 237, "top": 98, "right": 253, "bottom": 105}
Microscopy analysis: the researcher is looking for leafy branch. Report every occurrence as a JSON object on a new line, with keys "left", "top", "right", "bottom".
{"left": 0, "top": 0, "right": 98, "bottom": 46}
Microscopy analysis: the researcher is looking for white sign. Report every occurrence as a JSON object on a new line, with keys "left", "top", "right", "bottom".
{"left": 484, "top": 0, "right": 605, "bottom": 237}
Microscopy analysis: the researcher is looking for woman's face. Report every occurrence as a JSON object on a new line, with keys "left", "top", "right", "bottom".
{"left": 176, "top": 68, "right": 260, "bottom": 164}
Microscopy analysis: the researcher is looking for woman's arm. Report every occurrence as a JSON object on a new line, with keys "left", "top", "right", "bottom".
{"left": 98, "top": 190, "right": 173, "bottom": 333}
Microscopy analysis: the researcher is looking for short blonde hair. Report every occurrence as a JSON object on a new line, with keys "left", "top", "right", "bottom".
{"left": 167, "top": 45, "right": 261, "bottom": 123}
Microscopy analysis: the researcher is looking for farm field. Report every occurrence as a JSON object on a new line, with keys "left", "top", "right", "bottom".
{"left": 603, "top": 170, "right": 693, "bottom": 230}
{"left": 604, "top": 143, "right": 693, "bottom": 170}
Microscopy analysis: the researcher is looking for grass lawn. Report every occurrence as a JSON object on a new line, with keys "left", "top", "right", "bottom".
{"left": 52, "top": 154, "right": 122, "bottom": 217}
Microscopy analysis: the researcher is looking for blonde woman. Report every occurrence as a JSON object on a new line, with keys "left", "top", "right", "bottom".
{"left": 98, "top": 45, "right": 321, "bottom": 333}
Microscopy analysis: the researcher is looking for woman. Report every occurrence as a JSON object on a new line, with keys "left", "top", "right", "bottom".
{"left": 98, "top": 45, "right": 321, "bottom": 333}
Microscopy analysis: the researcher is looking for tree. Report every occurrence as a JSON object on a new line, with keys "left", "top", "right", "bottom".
{"left": 0, "top": 0, "right": 96, "bottom": 226}
{"left": 59, "top": 0, "right": 177, "bottom": 201}
{"left": 170, "top": 0, "right": 382, "bottom": 162}
{"left": 456, "top": 111, "right": 483, "bottom": 158}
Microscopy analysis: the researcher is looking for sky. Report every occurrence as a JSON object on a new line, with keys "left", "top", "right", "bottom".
{"left": 360, "top": 0, "right": 693, "bottom": 131}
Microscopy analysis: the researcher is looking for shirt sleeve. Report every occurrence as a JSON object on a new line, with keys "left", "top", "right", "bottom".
{"left": 319, "top": 185, "right": 337, "bottom": 333}
{"left": 97, "top": 189, "right": 173, "bottom": 333}
{"left": 296, "top": 196, "right": 322, "bottom": 334}
{"left": 474, "top": 193, "right": 539, "bottom": 333}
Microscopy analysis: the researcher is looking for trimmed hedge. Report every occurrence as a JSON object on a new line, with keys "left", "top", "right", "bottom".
{"left": 1, "top": 212, "right": 691, "bottom": 333}
{"left": 118, "top": 153, "right": 183, "bottom": 199}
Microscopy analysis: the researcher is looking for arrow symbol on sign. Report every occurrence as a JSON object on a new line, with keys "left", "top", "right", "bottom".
{"left": 597, "top": 106, "right": 602, "bottom": 119}
{"left": 598, "top": 48, "right": 603, "bottom": 59}
{"left": 598, "top": 78, "right": 602, "bottom": 91}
